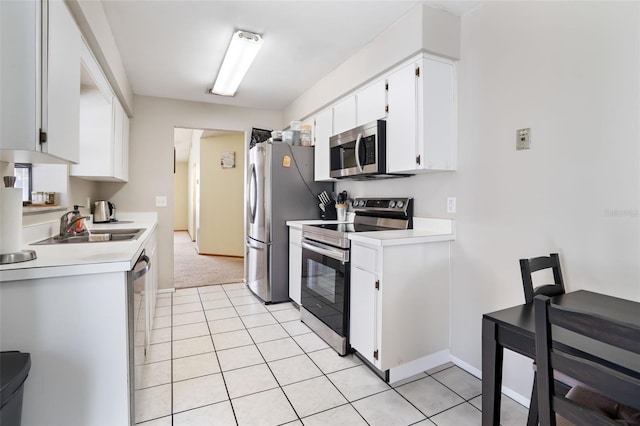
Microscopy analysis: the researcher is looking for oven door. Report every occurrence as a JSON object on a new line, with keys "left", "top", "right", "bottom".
{"left": 300, "top": 239, "right": 350, "bottom": 338}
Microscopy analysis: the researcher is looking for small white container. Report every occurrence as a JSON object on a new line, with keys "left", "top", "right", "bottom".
{"left": 282, "top": 131, "right": 293, "bottom": 144}
{"left": 336, "top": 203, "right": 348, "bottom": 222}
{"left": 290, "top": 121, "right": 301, "bottom": 131}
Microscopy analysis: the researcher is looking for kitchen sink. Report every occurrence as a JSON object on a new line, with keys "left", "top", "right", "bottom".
{"left": 31, "top": 228, "right": 145, "bottom": 245}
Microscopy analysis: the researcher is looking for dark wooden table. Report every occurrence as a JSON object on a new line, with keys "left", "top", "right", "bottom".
{"left": 482, "top": 290, "right": 640, "bottom": 426}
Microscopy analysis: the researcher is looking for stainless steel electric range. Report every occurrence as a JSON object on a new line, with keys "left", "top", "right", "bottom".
{"left": 300, "top": 197, "right": 413, "bottom": 355}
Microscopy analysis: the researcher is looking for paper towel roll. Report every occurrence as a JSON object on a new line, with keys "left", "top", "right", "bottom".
{"left": 0, "top": 188, "right": 23, "bottom": 254}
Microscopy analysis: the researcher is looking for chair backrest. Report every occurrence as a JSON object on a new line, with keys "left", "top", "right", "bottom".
{"left": 520, "top": 253, "right": 565, "bottom": 304}
{"left": 534, "top": 295, "right": 640, "bottom": 426}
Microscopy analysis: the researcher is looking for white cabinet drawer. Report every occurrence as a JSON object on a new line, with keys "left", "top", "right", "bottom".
{"left": 351, "top": 243, "right": 377, "bottom": 272}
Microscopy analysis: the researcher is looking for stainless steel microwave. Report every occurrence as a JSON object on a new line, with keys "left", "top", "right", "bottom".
{"left": 329, "top": 120, "right": 386, "bottom": 179}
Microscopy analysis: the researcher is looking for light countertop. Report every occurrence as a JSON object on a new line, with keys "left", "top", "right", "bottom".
{"left": 287, "top": 217, "right": 455, "bottom": 247}
{"left": 0, "top": 212, "right": 158, "bottom": 282}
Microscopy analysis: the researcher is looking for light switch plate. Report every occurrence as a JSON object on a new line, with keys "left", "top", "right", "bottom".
{"left": 155, "top": 196, "right": 167, "bottom": 207}
{"left": 516, "top": 128, "right": 531, "bottom": 150}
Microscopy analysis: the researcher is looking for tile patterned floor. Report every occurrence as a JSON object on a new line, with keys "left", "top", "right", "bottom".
{"left": 135, "top": 284, "right": 528, "bottom": 425}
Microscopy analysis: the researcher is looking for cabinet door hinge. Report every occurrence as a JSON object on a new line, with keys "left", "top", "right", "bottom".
{"left": 375, "top": 280, "right": 380, "bottom": 290}
{"left": 415, "top": 67, "right": 421, "bottom": 77}
{"left": 385, "top": 105, "right": 389, "bottom": 113}
{"left": 373, "top": 349, "right": 379, "bottom": 360}
{"left": 416, "top": 155, "right": 421, "bottom": 165}
{"left": 39, "top": 129, "right": 47, "bottom": 145}
{"left": 385, "top": 82, "right": 389, "bottom": 91}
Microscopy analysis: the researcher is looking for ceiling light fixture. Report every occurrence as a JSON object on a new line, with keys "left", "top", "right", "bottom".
{"left": 210, "top": 30, "right": 263, "bottom": 97}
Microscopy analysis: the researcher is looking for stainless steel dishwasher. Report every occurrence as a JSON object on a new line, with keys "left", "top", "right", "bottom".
{"left": 127, "top": 250, "right": 151, "bottom": 425}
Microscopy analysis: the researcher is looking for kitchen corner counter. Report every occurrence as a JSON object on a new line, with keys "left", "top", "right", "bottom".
{"left": 0, "top": 212, "right": 158, "bottom": 282}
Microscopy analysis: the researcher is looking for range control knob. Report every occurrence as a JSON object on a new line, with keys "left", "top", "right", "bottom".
{"left": 397, "top": 200, "right": 404, "bottom": 208}
{"left": 389, "top": 200, "right": 396, "bottom": 208}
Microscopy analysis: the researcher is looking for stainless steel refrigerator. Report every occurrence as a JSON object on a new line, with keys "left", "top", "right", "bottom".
{"left": 246, "top": 142, "right": 332, "bottom": 303}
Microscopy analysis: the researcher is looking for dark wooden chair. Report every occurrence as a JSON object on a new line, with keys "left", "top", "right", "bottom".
{"left": 534, "top": 295, "right": 640, "bottom": 426}
{"left": 520, "top": 253, "right": 567, "bottom": 425}
{"left": 520, "top": 253, "right": 565, "bottom": 304}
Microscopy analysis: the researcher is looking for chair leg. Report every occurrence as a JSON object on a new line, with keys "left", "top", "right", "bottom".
{"left": 527, "top": 374, "right": 539, "bottom": 426}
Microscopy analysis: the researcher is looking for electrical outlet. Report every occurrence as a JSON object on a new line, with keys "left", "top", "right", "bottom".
{"left": 447, "top": 197, "right": 456, "bottom": 214}
{"left": 516, "top": 128, "right": 531, "bottom": 150}
{"left": 155, "top": 196, "right": 167, "bottom": 207}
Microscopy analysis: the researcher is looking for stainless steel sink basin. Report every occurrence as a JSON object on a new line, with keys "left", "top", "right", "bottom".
{"left": 31, "top": 228, "right": 145, "bottom": 245}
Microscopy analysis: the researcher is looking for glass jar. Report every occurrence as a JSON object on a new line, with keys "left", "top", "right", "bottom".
{"left": 45, "top": 192, "right": 55, "bottom": 204}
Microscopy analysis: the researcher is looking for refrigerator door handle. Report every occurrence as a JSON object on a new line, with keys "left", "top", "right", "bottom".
{"left": 247, "top": 239, "right": 265, "bottom": 250}
{"left": 247, "top": 163, "right": 257, "bottom": 224}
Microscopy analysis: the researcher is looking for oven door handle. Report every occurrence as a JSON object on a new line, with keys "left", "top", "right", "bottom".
{"left": 301, "top": 240, "right": 349, "bottom": 263}
{"left": 354, "top": 132, "right": 363, "bottom": 172}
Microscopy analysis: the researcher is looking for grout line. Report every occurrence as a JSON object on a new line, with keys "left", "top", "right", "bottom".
{"left": 170, "top": 292, "right": 174, "bottom": 426}
{"left": 197, "top": 285, "right": 239, "bottom": 425}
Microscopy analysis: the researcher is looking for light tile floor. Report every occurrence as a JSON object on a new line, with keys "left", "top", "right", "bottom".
{"left": 135, "top": 284, "right": 528, "bottom": 426}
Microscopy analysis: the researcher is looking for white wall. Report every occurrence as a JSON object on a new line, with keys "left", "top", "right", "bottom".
{"left": 335, "top": 1, "right": 640, "bottom": 401}
{"left": 173, "top": 162, "right": 188, "bottom": 230}
{"left": 98, "top": 95, "right": 282, "bottom": 290}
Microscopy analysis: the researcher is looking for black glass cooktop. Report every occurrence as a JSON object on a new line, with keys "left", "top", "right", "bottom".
{"left": 308, "top": 223, "right": 392, "bottom": 233}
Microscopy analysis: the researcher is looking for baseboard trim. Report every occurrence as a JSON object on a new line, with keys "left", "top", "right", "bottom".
{"left": 157, "top": 288, "right": 176, "bottom": 294}
{"left": 450, "top": 355, "right": 530, "bottom": 408}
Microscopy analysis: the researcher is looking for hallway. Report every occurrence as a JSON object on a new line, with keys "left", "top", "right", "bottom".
{"left": 174, "top": 231, "right": 244, "bottom": 288}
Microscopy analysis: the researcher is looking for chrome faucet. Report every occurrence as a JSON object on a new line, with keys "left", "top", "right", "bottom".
{"left": 59, "top": 206, "right": 90, "bottom": 238}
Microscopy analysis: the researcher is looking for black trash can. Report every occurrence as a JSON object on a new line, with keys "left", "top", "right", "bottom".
{"left": 0, "top": 351, "right": 31, "bottom": 426}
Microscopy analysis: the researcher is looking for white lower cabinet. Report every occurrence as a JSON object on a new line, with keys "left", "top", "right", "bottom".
{"left": 0, "top": 272, "right": 131, "bottom": 425}
{"left": 349, "top": 239, "right": 450, "bottom": 371}
{"left": 288, "top": 227, "right": 302, "bottom": 305}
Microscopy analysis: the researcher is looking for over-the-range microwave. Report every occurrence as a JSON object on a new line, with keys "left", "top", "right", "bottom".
{"left": 329, "top": 120, "right": 411, "bottom": 180}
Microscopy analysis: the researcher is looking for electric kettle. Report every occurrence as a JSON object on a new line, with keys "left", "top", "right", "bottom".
{"left": 93, "top": 201, "right": 116, "bottom": 223}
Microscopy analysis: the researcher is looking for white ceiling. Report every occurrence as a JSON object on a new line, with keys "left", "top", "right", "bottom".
{"left": 101, "top": 0, "right": 482, "bottom": 111}
{"left": 103, "top": 1, "right": 482, "bottom": 161}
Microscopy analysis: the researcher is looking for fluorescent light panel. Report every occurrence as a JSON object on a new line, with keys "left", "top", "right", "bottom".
{"left": 211, "top": 30, "right": 263, "bottom": 96}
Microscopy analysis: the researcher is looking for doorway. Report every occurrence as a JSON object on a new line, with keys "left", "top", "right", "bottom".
{"left": 173, "top": 127, "right": 245, "bottom": 288}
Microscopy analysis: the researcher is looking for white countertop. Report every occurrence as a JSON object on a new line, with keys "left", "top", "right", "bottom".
{"left": 287, "top": 217, "right": 455, "bottom": 247}
{"left": 0, "top": 212, "right": 158, "bottom": 282}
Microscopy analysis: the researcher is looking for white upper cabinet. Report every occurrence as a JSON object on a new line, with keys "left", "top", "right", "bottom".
{"left": 387, "top": 56, "right": 456, "bottom": 174}
{"left": 45, "top": 0, "right": 81, "bottom": 163}
{"left": 113, "top": 100, "right": 129, "bottom": 181}
{"left": 386, "top": 62, "right": 419, "bottom": 174}
{"left": 0, "top": 0, "right": 80, "bottom": 164}
{"left": 309, "top": 54, "right": 456, "bottom": 181}
{"left": 71, "top": 40, "right": 129, "bottom": 182}
{"left": 356, "top": 79, "right": 387, "bottom": 126}
{"left": 332, "top": 96, "right": 356, "bottom": 135}
{"left": 313, "top": 108, "right": 334, "bottom": 182}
